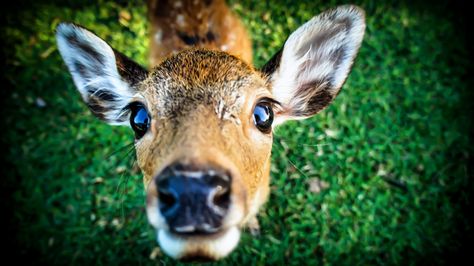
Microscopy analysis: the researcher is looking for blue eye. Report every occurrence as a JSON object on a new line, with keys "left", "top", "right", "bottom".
{"left": 253, "top": 102, "right": 274, "bottom": 133}
{"left": 130, "top": 103, "right": 150, "bottom": 139}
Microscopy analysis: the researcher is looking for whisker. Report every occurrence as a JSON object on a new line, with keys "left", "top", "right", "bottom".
{"left": 272, "top": 136, "right": 313, "bottom": 180}
{"left": 106, "top": 141, "right": 135, "bottom": 159}
{"left": 114, "top": 145, "right": 137, "bottom": 220}
{"left": 286, "top": 157, "right": 310, "bottom": 180}
{"left": 298, "top": 143, "right": 330, "bottom": 147}
{"left": 114, "top": 145, "right": 137, "bottom": 194}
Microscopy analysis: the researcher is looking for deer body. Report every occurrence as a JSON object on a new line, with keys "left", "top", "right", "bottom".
{"left": 148, "top": 0, "right": 252, "bottom": 66}
{"left": 56, "top": 2, "right": 365, "bottom": 261}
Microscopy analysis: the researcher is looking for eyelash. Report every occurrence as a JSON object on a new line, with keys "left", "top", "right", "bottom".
{"left": 258, "top": 97, "right": 282, "bottom": 112}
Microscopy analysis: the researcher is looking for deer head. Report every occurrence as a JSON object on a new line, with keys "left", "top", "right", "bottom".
{"left": 56, "top": 5, "right": 365, "bottom": 261}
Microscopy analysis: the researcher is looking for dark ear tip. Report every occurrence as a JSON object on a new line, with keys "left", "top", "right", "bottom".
{"left": 55, "top": 22, "right": 66, "bottom": 34}
{"left": 350, "top": 5, "right": 366, "bottom": 21}
{"left": 55, "top": 22, "right": 89, "bottom": 37}
{"left": 55, "top": 22, "right": 76, "bottom": 37}
{"left": 336, "top": 5, "right": 366, "bottom": 21}
{"left": 56, "top": 22, "right": 72, "bottom": 30}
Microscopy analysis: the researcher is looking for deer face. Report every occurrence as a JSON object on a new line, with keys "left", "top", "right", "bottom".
{"left": 138, "top": 51, "right": 274, "bottom": 259}
{"left": 56, "top": 5, "right": 365, "bottom": 261}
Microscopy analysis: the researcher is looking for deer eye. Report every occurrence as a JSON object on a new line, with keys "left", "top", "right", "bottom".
{"left": 129, "top": 103, "right": 150, "bottom": 139}
{"left": 253, "top": 101, "right": 274, "bottom": 133}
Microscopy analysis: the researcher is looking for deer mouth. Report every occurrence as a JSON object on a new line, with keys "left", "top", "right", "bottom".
{"left": 156, "top": 226, "right": 241, "bottom": 260}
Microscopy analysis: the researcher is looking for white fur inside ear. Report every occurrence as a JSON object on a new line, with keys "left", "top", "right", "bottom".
{"left": 272, "top": 5, "right": 366, "bottom": 107}
{"left": 56, "top": 23, "right": 134, "bottom": 125}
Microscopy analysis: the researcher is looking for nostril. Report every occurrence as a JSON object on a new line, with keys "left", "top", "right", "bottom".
{"left": 205, "top": 172, "right": 231, "bottom": 213}
{"left": 158, "top": 188, "right": 177, "bottom": 210}
{"left": 212, "top": 184, "right": 231, "bottom": 210}
{"left": 157, "top": 178, "right": 179, "bottom": 214}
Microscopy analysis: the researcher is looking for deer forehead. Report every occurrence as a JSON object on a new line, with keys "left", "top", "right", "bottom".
{"left": 140, "top": 50, "right": 268, "bottom": 122}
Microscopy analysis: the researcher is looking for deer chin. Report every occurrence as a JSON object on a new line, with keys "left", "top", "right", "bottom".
{"left": 156, "top": 227, "right": 241, "bottom": 261}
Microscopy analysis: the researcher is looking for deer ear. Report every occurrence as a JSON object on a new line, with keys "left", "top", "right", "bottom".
{"left": 56, "top": 23, "right": 148, "bottom": 125}
{"left": 262, "top": 5, "right": 365, "bottom": 125}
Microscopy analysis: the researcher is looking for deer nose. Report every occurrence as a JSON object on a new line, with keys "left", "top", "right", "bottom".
{"left": 156, "top": 164, "right": 231, "bottom": 234}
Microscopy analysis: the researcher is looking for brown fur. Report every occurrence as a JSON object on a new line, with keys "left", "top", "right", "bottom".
{"left": 136, "top": 50, "right": 271, "bottom": 226}
{"left": 148, "top": 0, "right": 252, "bottom": 66}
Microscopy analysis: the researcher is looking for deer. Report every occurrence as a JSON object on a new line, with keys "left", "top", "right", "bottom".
{"left": 55, "top": 0, "right": 365, "bottom": 261}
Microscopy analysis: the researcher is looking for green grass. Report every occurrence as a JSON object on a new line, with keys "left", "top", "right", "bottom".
{"left": 1, "top": 0, "right": 472, "bottom": 265}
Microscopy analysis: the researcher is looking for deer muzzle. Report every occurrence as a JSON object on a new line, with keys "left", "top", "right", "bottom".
{"left": 146, "top": 160, "right": 245, "bottom": 260}
{"left": 156, "top": 163, "right": 232, "bottom": 235}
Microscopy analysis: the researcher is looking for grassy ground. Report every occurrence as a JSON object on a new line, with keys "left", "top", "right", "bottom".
{"left": 1, "top": 0, "right": 472, "bottom": 265}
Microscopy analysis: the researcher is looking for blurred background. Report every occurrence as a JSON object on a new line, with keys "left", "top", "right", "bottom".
{"left": 1, "top": 0, "right": 472, "bottom": 264}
